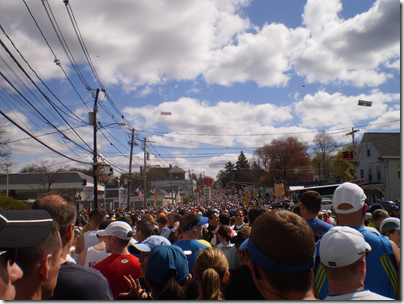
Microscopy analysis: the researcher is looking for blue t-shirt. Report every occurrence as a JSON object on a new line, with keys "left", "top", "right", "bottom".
{"left": 174, "top": 239, "right": 209, "bottom": 274}
{"left": 306, "top": 218, "right": 333, "bottom": 233}
{"left": 315, "top": 226, "right": 398, "bottom": 300}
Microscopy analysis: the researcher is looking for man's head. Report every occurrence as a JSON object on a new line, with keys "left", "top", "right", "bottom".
{"left": 371, "top": 209, "right": 389, "bottom": 228}
{"left": 179, "top": 213, "right": 208, "bottom": 239}
{"left": 89, "top": 208, "right": 107, "bottom": 227}
{"left": 247, "top": 208, "right": 268, "bottom": 226}
{"left": 245, "top": 210, "right": 315, "bottom": 298}
{"left": 14, "top": 221, "right": 62, "bottom": 300}
{"left": 32, "top": 193, "right": 76, "bottom": 246}
{"left": 207, "top": 210, "right": 219, "bottom": 228}
{"left": 136, "top": 219, "right": 153, "bottom": 242}
{"left": 299, "top": 191, "right": 322, "bottom": 215}
{"left": 234, "top": 209, "right": 245, "bottom": 226}
{"left": 380, "top": 217, "right": 400, "bottom": 247}
{"left": 97, "top": 221, "right": 133, "bottom": 253}
{"left": 230, "top": 226, "right": 251, "bottom": 265}
{"left": 332, "top": 182, "right": 367, "bottom": 215}
{"left": 0, "top": 207, "right": 54, "bottom": 300}
{"left": 320, "top": 226, "right": 371, "bottom": 283}
{"left": 158, "top": 215, "right": 168, "bottom": 228}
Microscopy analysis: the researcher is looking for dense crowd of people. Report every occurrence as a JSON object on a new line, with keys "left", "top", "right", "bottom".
{"left": 0, "top": 182, "right": 400, "bottom": 300}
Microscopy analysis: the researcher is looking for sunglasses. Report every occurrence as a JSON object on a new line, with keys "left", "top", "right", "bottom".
{"left": 0, "top": 249, "right": 17, "bottom": 267}
{"left": 235, "top": 215, "right": 243, "bottom": 217}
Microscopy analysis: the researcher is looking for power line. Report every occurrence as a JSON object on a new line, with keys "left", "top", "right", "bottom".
{"left": 0, "top": 110, "right": 92, "bottom": 165}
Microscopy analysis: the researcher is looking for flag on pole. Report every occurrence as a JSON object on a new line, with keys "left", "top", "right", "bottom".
{"left": 100, "top": 172, "right": 113, "bottom": 182}
{"left": 150, "top": 188, "right": 156, "bottom": 194}
{"left": 135, "top": 186, "right": 143, "bottom": 199}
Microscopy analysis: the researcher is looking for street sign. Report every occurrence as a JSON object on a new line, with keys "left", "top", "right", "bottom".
{"left": 204, "top": 187, "right": 211, "bottom": 199}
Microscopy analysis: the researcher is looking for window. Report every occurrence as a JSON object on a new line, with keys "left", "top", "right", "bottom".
{"left": 368, "top": 167, "right": 372, "bottom": 182}
{"left": 360, "top": 169, "right": 364, "bottom": 179}
{"left": 367, "top": 143, "right": 371, "bottom": 157}
{"left": 398, "top": 165, "right": 400, "bottom": 179}
{"left": 376, "top": 166, "right": 381, "bottom": 181}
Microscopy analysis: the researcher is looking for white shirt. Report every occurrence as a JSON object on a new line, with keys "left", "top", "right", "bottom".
{"left": 324, "top": 290, "right": 394, "bottom": 300}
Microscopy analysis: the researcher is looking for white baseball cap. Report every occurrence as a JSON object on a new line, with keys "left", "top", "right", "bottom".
{"left": 333, "top": 182, "right": 367, "bottom": 214}
{"left": 380, "top": 217, "right": 400, "bottom": 235}
{"left": 130, "top": 235, "right": 171, "bottom": 253}
{"left": 320, "top": 226, "right": 371, "bottom": 268}
{"left": 97, "top": 221, "right": 133, "bottom": 240}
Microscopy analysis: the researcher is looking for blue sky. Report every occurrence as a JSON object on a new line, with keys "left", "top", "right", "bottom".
{"left": 0, "top": 0, "right": 400, "bottom": 180}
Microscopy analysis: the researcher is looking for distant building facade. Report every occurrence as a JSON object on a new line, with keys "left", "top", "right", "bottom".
{"left": 354, "top": 132, "right": 400, "bottom": 203}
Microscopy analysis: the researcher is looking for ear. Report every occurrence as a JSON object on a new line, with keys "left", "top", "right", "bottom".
{"left": 359, "top": 257, "right": 366, "bottom": 274}
{"left": 248, "top": 259, "right": 257, "bottom": 280}
{"left": 66, "top": 223, "right": 74, "bottom": 241}
{"left": 39, "top": 254, "right": 52, "bottom": 281}
{"left": 363, "top": 204, "right": 368, "bottom": 213}
{"left": 182, "top": 274, "right": 193, "bottom": 287}
{"left": 222, "top": 271, "right": 230, "bottom": 283}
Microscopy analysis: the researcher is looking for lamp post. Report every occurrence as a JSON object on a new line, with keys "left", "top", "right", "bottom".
{"left": 90, "top": 88, "right": 126, "bottom": 209}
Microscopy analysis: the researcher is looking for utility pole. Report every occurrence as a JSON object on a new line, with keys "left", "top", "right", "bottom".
{"left": 169, "top": 163, "right": 174, "bottom": 205}
{"left": 5, "top": 162, "right": 13, "bottom": 197}
{"left": 346, "top": 127, "right": 359, "bottom": 178}
{"left": 143, "top": 137, "right": 147, "bottom": 209}
{"left": 127, "top": 128, "right": 135, "bottom": 210}
{"left": 92, "top": 88, "right": 100, "bottom": 209}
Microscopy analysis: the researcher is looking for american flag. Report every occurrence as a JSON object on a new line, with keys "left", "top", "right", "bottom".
{"left": 135, "top": 186, "right": 143, "bottom": 199}
{"left": 100, "top": 172, "right": 113, "bottom": 182}
{"left": 150, "top": 188, "right": 156, "bottom": 194}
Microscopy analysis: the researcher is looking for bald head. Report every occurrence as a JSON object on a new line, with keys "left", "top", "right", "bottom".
{"left": 33, "top": 193, "right": 76, "bottom": 238}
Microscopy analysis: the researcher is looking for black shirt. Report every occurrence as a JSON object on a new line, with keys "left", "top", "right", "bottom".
{"left": 51, "top": 261, "right": 114, "bottom": 300}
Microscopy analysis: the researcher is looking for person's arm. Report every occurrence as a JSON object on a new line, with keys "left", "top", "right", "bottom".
{"left": 390, "top": 240, "right": 400, "bottom": 300}
{"left": 78, "top": 247, "right": 88, "bottom": 266}
{"left": 75, "top": 234, "right": 85, "bottom": 254}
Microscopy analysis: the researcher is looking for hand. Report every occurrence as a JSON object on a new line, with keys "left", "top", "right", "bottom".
{"left": 173, "top": 221, "right": 180, "bottom": 230}
{"left": 118, "top": 275, "right": 147, "bottom": 299}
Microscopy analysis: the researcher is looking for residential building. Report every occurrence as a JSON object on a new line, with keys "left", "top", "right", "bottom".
{"left": 354, "top": 133, "right": 400, "bottom": 204}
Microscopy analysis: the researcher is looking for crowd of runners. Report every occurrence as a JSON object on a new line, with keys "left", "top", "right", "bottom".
{"left": 0, "top": 182, "right": 400, "bottom": 300}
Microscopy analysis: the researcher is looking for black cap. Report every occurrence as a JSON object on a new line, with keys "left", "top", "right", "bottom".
{"left": 0, "top": 207, "right": 53, "bottom": 249}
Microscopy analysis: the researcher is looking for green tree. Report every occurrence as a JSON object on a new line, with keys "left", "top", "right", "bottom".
{"left": 333, "top": 144, "right": 356, "bottom": 182}
{"left": 0, "top": 194, "right": 29, "bottom": 210}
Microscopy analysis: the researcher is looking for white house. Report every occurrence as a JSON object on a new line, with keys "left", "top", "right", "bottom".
{"left": 354, "top": 133, "right": 400, "bottom": 204}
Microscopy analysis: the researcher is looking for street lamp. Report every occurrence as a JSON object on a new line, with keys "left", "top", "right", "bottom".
{"left": 90, "top": 88, "right": 127, "bottom": 209}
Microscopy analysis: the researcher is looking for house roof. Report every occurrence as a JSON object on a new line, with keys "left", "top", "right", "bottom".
{"left": 359, "top": 133, "right": 400, "bottom": 157}
{"left": 0, "top": 171, "right": 94, "bottom": 186}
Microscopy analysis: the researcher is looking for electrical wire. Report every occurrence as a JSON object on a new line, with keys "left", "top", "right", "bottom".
{"left": 0, "top": 110, "right": 92, "bottom": 164}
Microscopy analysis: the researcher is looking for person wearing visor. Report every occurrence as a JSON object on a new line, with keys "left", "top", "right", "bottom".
{"left": 174, "top": 213, "right": 209, "bottom": 274}
{"left": 0, "top": 207, "right": 54, "bottom": 300}
{"left": 319, "top": 226, "right": 393, "bottom": 300}
{"left": 241, "top": 210, "right": 317, "bottom": 300}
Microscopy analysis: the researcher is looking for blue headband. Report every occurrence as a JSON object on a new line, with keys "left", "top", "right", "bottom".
{"left": 248, "top": 237, "right": 314, "bottom": 273}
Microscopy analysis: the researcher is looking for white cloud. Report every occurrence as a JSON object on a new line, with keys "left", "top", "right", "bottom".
{"left": 366, "top": 109, "right": 400, "bottom": 130}
{"left": 0, "top": 0, "right": 398, "bottom": 90}
{"left": 292, "top": 0, "right": 399, "bottom": 87}
{"left": 294, "top": 89, "right": 400, "bottom": 129}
